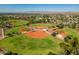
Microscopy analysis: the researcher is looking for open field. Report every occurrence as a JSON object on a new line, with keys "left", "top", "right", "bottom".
{"left": 0, "top": 34, "right": 63, "bottom": 55}
{"left": 31, "top": 23, "right": 53, "bottom": 27}
{"left": 0, "top": 13, "right": 79, "bottom": 55}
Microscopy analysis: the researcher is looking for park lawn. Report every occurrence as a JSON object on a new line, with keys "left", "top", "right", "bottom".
{"left": 63, "top": 28, "right": 79, "bottom": 40}
{"left": 6, "top": 27, "right": 20, "bottom": 34}
{"left": 8, "top": 19, "right": 28, "bottom": 27}
{"left": 1, "top": 25, "right": 79, "bottom": 54}
{"left": 31, "top": 23, "right": 53, "bottom": 28}
{"left": 5, "top": 25, "right": 28, "bottom": 36}
{"left": 0, "top": 34, "right": 63, "bottom": 55}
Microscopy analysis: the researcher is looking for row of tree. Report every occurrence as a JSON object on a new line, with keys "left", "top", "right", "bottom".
{"left": 26, "top": 14, "right": 79, "bottom": 29}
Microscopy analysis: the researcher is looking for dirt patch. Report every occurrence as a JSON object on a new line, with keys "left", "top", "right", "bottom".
{"left": 25, "top": 30, "right": 49, "bottom": 39}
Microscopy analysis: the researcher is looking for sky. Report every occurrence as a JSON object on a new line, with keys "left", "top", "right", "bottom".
{"left": 0, "top": 4, "right": 79, "bottom": 13}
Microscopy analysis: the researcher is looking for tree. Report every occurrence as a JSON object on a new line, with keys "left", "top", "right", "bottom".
{"left": 56, "top": 23, "right": 64, "bottom": 29}
{"left": 60, "top": 36, "right": 79, "bottom": 55}
{"left": 70, "top": 23, "right": 76, "bottom": 29}
{"left": 51, "top": 32, "right": 58, "bottom": 37}
{"left": 0, "top": 16, "right": 11, "bottom": 28}
{"left": 4, "top": 51, "right": 18, "bottom": 55}
{"left": 71, "top": 37, "right": 79, "bottom": 55}
{"left": 64, "top": 35, "right": 72, "bottom": 42}
{"left": 48, "top": 52, "right": 56, "bottom": 55}
{"left": 60, "top": 42, "right": 72, "bottom": 55}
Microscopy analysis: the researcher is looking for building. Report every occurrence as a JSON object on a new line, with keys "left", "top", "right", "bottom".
{"left": 56, "top": 31, "right": 67, "bottom": 40}
{"left": 0, "top": 28, "right": 5, "bottom": 40}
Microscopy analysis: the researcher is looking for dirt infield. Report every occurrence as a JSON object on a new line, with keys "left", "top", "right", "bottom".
{"left": 25, "top": 30, "right": 49, "bottom": 39}
{"left": 20, "top": 27, "right": 49, "bottom": 39}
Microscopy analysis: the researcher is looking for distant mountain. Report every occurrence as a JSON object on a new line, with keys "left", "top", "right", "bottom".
{"left": 20, "top": 11, "right": 79, "bottom": 14}
{"left": 0, "top": 11, "right": 79, "bottom": 15}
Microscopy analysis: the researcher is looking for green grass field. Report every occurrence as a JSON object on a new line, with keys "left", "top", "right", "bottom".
{"left": 0, "top": 20, "right": 63, "bottom": 55}
{"left": 0, "top": 19, "right": 79, "bottom": 55}
{"left": 63, "top": 28, "right": 79, "bottom": 40}
{"left": 9, "top": 19, "right": 29, "bottom": 27}
{"left": 31, "top": 23, "right": 53, "bottom": 28}
{"left": 0, "top": 34, "right": 63, "bottom": 55}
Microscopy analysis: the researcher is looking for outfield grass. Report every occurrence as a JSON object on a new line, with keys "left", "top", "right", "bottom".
{"left": 9, "top": 19, "right": 28, "bottom": 27}
{"left": 63, "top": 28, "right": 79, "bottom": 40}
{"left": 31, "top": 23, "right": 53, "bottom": 28}
{"left": 0, "top": 34, "right": 63, "bottom": 55}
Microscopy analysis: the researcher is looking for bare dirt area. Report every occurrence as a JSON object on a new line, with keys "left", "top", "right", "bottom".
{"left": 25, "top": 30, "right": 49, "bottom": 39}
